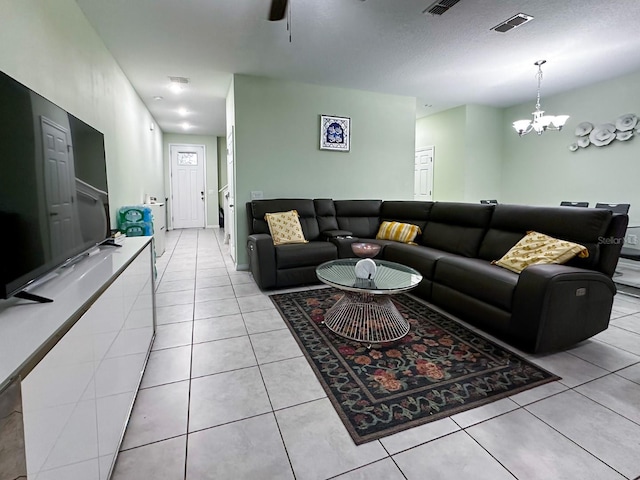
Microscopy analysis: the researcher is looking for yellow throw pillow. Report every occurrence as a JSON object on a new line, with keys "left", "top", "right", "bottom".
{"left": 376, "top": 221, "right": 422, "bottom": 244}
{"left": 493, "top": 231, "right": 589, "bottom": 274}
{"left": 264, "top": 210, "right": 308, "bottom": 246}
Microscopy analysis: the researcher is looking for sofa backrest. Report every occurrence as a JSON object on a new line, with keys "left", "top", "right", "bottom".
{"left": 334, "top": 200, "right": 383, "bottom": 238}
{"left": 314, "top": 199, "right": 339, "bottom": 232}
{"left": 422, "top": 202, "right": 495, "bottom": 257}
{"left": 248, "top": 199, "right": 321, "bottom": 241}
{"left": 599, "top": 213, "right": 628, "bottom": 276}
{"left": 380, "top": 201, "right": 434, "bottom": 243}
{"left": 477, "top": 204, "right": 616, "bottom": 274}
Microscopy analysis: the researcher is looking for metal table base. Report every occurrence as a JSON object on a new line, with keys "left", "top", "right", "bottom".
{"left": 322, "top": 291, "right": 410, "bottom": 345}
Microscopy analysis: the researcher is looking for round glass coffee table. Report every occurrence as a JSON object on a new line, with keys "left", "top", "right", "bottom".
{"left": 316, "top": 259, "right": 422, "bottom": 346}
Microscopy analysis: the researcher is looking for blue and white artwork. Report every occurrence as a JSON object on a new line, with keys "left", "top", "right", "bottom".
{"left": 320, "top": 115, "right": 350, "bottom": 151}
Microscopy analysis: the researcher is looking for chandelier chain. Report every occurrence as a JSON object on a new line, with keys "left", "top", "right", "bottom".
{"left": 535, "top": 65, "right": 543, "bottom": 111}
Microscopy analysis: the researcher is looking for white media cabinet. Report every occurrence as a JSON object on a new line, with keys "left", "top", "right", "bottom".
{"left": 0, "top": 237, "right": 155, "bottom": 480}
{"left": 144, "top": 202, "right": 166, "bottom": 257}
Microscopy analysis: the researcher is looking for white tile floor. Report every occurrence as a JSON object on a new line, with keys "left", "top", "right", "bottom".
{"left": 616, "top": 258, "right": 640, "bottom": 289}
{"left": 111, "top": 228, "right": 640, "bottom": 480}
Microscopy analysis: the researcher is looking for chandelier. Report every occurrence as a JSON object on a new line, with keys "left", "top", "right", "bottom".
{"left": 513, "top": 60, "right": 569, "bottom": 136}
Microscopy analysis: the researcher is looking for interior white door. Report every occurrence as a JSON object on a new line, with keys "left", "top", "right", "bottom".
{"left": 226, "top": 129, "right": 235, "bottom": 262}
{"left": 41, "top": 117, "right": 78, "bottom": 258}
{"left": 414, "top": 146, "right": 434, "bottom": 201}
{"left": 170, "top": 144, "right": 205, "bottom": 229}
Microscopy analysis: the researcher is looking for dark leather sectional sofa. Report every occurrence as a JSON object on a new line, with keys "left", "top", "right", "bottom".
{"left": 246, "top": 199, "right": 628, "bottom": 353}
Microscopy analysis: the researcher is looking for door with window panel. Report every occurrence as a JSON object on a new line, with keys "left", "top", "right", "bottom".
{"left": 170, "top": 144, "right": 205, "bottom": 229}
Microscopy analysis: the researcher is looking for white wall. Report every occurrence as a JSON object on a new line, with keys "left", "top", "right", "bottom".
{"left": 0, "top": 0, "right": 164, "bottom": 225}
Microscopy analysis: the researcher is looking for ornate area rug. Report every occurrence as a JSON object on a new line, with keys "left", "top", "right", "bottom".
{"left": 270, "top": 288, "right": 560, "bottom": 445}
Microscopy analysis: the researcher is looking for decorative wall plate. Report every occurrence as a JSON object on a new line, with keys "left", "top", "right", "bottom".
{"left": 616, "top": 130, "right": 634, "bottom": 141}
{"left": 589, "top": 123, "right": 617, "bottom": 146}
{"left": 615, "top": 113, "right": 638, "bottom": 132}
{"left": 575, "top": 122, "right": 593, "bottom": 136}
{"left": 577, "top": 136, "right": 590, "bottom": 148}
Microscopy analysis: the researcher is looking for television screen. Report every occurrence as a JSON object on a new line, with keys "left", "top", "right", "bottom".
{"left": 0, "top": 70, "right": 110, "bottom": 300}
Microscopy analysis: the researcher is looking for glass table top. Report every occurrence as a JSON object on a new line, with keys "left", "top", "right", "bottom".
{"left": 316, "top": 258, "right": 422, "bottom": 294}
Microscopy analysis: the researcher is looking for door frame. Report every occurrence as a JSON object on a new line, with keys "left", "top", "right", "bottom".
{"left": 226, "top": 127, "right": 236, "bottom": 263}
{"left": 414, "top": 145, "right": 434, "bottom": 201}
{"left": 168, "top": 143, "right": 207, "bottom": 230}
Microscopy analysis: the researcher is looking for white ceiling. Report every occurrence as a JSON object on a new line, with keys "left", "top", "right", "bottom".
{"left": 75, "top": 0, "right": 640, "bottom": 137}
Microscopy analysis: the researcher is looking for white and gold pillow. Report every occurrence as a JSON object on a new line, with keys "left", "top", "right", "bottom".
{"left": 376, "top": 221, "right": 421, "bottom": 244}
{"left": 264, "top": 210, "right": 308, "bottom": 246}
{"left": 493, "top": 231, "right": 589, "bottom": 274}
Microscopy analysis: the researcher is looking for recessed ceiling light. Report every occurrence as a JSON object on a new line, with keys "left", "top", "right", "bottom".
{"left": 178, "top": 107, "right": 188, "bottom": 116}
{"left": 153, "top": 96, "right": 163, "bottom": 101}
{"left": 181, "top": 122, "right": 191, "bottom": 130}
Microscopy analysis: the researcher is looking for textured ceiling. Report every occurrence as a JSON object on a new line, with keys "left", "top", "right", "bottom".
{"left": 75, "top": 0, "right": 640, "bottom": 136}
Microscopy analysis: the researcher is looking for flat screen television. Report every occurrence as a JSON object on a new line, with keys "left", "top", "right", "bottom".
{"left": 0, "top": 70, "right": 111, "bottom": 302}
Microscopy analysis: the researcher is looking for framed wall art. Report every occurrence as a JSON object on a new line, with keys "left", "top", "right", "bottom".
{"left": 320, "top": 114, "right": 350, "bottom": 152}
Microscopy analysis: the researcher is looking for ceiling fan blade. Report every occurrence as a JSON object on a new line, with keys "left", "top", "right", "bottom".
{"left": 269, "top": 0, "right": 288, "bottom": 21}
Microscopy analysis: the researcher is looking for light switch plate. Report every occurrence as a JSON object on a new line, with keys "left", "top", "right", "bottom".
{"left": 251, "top": 191, "right": 264, "bottom": 200}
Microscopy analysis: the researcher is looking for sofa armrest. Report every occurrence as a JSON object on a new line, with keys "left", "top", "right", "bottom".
{"left": 247, "top": 234, "right": 277, "bottom": 289}
{"left": 510, "top": 264, "right": 616, "bottom": 353}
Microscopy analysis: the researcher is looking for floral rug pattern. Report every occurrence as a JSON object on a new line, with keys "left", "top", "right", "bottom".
{"left": 270, "top": 288, "right": 560, "bottom": 444}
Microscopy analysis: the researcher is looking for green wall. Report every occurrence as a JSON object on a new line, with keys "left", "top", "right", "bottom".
{"left": 230, "top": 74, "right": 416, "bottom": 266}
{"left": 163, "top": 133, "right": 219, "bottom": 228}
{"left": 465, "top": 105, "right": 503, "bottom": 202}
{"left": 415, "top": 105, "right": 502, "bottom": 202}
{"left": 0, "top": 0, "right": 164, "bottom": 224}
{"left": 418, "top": 69, "right": 640, "bottom": 227}
{"left": 501, "top": 70, "right": 640, "bottom": 224}
{"left": 416, "top": 106, "right": 465, "bottom": 201}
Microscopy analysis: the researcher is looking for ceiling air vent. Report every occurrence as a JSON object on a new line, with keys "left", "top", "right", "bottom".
{"left": 491, "top": 13, "right": 534, "bottom": 33}
{"left": 423, "top": 0, "right": 460, "bottom": 16}
{"left": 168, "top": 76, "right": 189, "bottom": 85}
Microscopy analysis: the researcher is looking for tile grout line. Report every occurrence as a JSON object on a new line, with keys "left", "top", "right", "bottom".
{"left": 521, "top": 401, "right": 630, "bottom": 479}
{"left": 460, "top": 427, "right": 520, "bottom": 480}
{"left": 244, "top": 312, "right": 299, "bottom": 479}
{"left": 184, "top": 228, "right": 197, "bottom": 480}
